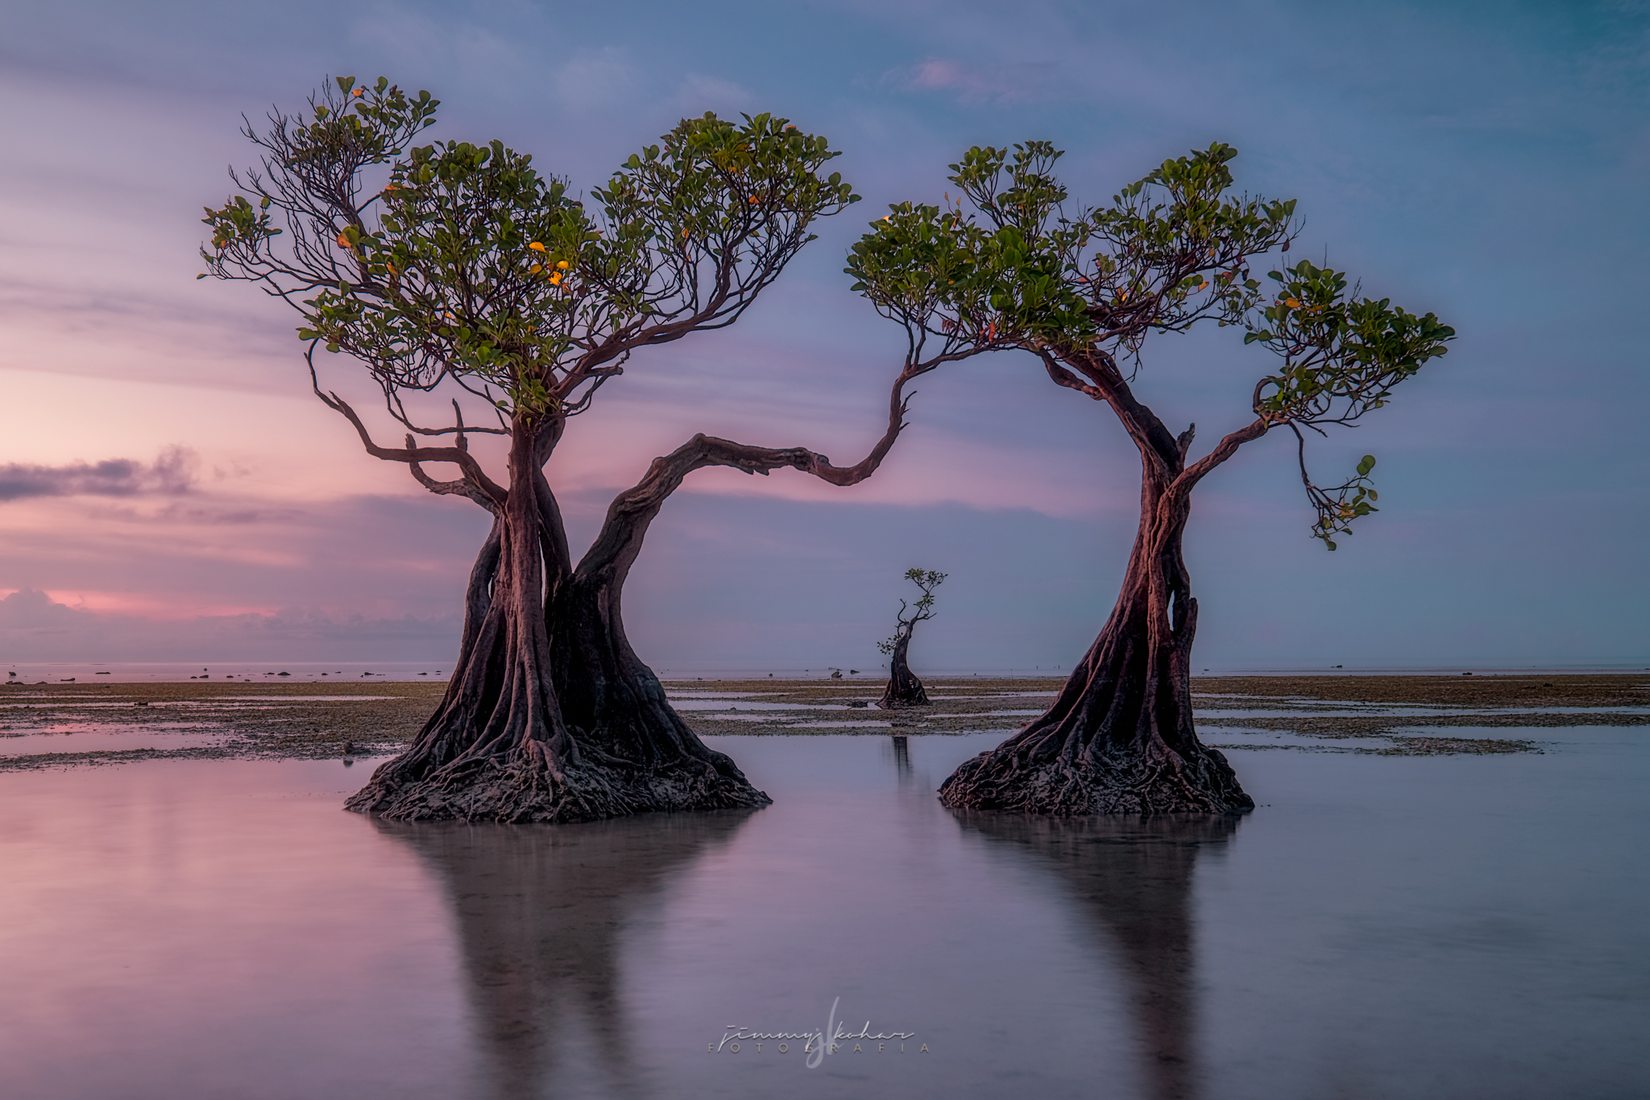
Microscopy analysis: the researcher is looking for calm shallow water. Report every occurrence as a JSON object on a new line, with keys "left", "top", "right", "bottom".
{"left": 1, "top": 729, "right": 1647, "bottom": 1099}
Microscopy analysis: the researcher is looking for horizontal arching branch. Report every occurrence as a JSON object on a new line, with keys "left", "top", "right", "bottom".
{"left": 575, "top": 349, "right": 973, "bottom": 585}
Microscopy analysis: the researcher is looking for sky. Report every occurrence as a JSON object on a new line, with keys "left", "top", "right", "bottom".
{"left": 1, "top": 0, "right": 1647, "bottom": 671}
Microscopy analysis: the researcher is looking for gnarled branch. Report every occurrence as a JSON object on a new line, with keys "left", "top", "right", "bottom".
{"left": 309, "top": 347, "right": 508, "bottom": 506}
{"left": 1170, "top": 417, "right": 1272, "bottom": 498}
{"left": 575, "top": 350, "right": 969, "bottom": 585}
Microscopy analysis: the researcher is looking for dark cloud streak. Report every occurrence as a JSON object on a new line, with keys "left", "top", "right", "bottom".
{"left": 0, "top": 446, "right": 199, "bottom": 502}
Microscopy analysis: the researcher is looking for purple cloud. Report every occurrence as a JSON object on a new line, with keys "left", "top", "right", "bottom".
{"left": 0, "top": 446, "right": 198, "bottom": 502}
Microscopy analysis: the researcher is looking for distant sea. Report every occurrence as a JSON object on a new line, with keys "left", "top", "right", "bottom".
{"left": 2, "top": 660, "right": 1646, "bottom": 684}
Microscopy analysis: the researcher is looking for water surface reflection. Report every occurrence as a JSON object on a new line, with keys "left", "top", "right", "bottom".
{"left": 383, "top": 812, "right": 754, "bottom": 1100}
{"left": 959, "top": 813, "right": 1238, "bottom": 1100}
{"left": 886, "top": 734, "right": 912, "bottom": 782}
{"left": 2, "top": 729, "right": 1648, "bottom": 1099}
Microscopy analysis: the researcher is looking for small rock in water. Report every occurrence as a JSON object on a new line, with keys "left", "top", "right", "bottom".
{"left": 342, "top": 740, "right": 358, "bottom": 756}
{"left": 848, "top": 700, "right": 869, "bottom": 709}
{"left": 277, "top": 671, "right": 291, "bottom": 677}
{"left": 60, "top": 678, "right": 76, "bottom": 683}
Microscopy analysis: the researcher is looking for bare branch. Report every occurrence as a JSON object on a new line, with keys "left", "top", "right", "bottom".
{"left": 1170, "top": 417, "right": 1271, "bottom": 497}
{"left": 308, "top": 347, "right": 507, "bottom": 506}
{"left": 575, "top": 347, "right": 977, "bottom": 584}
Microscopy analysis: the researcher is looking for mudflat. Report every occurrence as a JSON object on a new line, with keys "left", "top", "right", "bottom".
{"left": 2, "top": 672, "right": 1645, "bottom": 772}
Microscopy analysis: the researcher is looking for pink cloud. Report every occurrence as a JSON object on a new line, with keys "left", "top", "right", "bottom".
{"left": 0, "top": 587, "right": 459, "bottom": 662}
{"left": 902, "top": 57, "right": 1045, "bottom": 103}
{"left": 38, "top": 589, "right": 277, "bottom": 620}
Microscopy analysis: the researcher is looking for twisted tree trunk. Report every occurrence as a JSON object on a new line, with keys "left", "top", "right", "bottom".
{"left": 349, "top": 354, "right": 943, "bottom": 823}
{"left": 546, "top": 570, "right": 758, "bottom": 810}
{"left": 879, "top": 628, "right": 930, "bottom": 709}
{"left": 939, "top": 451, "right": 1251, "bottom": 815}
{"left": 346, "top": 422, "right": 768, "bottom": 822}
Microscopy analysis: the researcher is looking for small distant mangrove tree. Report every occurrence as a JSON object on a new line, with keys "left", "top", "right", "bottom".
{"left": 877, "top": 568, "right": 946, "bottom": 708}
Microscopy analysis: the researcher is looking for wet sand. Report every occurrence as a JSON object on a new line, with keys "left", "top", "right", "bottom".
{"left": 2, "top": 672, "right": 1646, "bottom": 772}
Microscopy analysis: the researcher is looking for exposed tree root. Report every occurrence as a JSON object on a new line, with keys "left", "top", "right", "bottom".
{"left": 878, "top": 679, "right": 930, "bottom": 709}
{"left": 939, "top": 738, "right": 1252, "bottom": 815}
{"left": 345, "top": 743, "right": 770, "bottom": 823}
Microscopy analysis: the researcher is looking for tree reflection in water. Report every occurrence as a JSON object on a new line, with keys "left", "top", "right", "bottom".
{"left": 886, "top": 734, "right": 913, "bottom": 783}
{"left": 379, "top": 810, "right": 755, "bottom": 1100}
{"left": 956, "top": 812, "right": 1239, "bottom": 1100}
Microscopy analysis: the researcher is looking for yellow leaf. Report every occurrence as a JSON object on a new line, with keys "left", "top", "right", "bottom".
{"left": 528, "top": 241, "right": 546, "bottom": 252}
{"left": 530, "top": 263, "right": 543, "bottom": 274}
{"left": 550, "top": 272, "right": 563, "bottom": 286}
{"left": 556, "top": 260, "right": 569, "bottom": 270}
